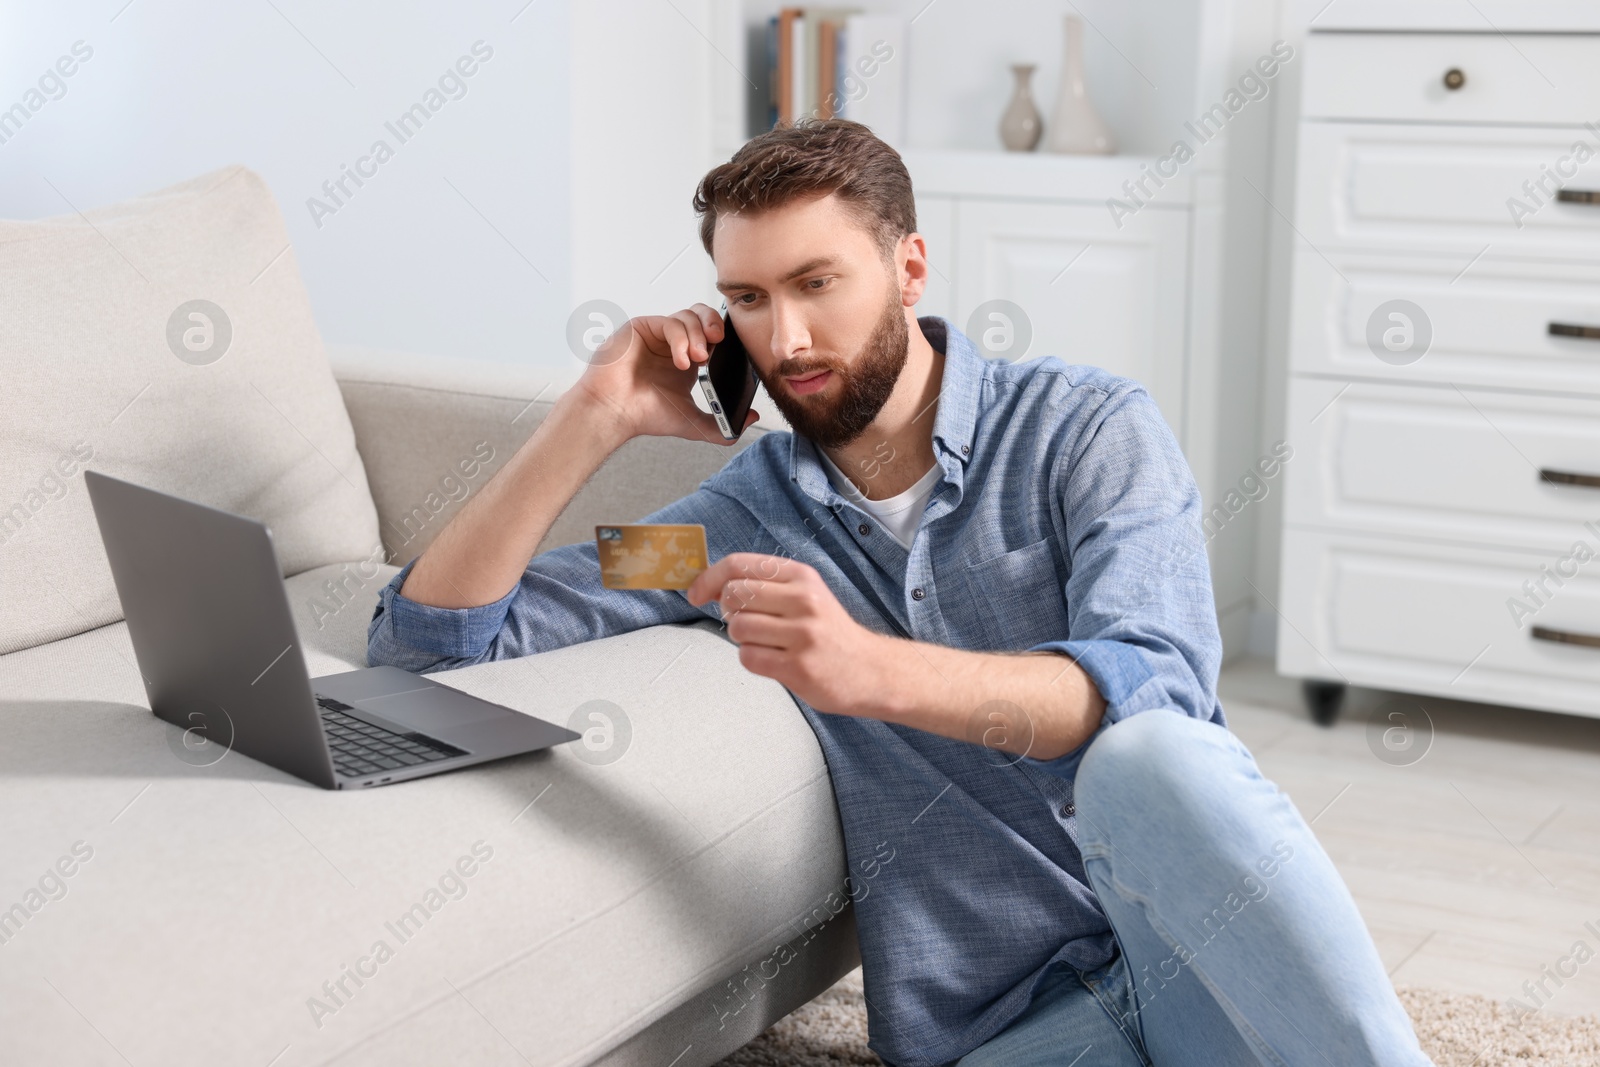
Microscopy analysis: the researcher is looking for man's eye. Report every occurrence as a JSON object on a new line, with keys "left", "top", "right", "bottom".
{"left": 807, "top": 277, "right": 830, "bottom": 290}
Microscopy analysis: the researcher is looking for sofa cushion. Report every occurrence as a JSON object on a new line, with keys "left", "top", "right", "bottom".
{"left": 0, "top": 564, "right": 853, "bottom": 1066}
{"left": 0, "top": 165, "right": 380, "bottom": 655}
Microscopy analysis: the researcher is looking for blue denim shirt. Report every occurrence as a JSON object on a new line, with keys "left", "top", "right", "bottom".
{"left": 367, "top": 316, "right": 1225, "bottom": 1067}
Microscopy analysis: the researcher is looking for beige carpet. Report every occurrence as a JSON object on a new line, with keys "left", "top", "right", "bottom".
{"left": 716, "top": 970, "right": 1600, "bottom": 1066}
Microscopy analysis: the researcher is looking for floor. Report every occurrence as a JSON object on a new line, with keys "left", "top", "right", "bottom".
{"left": 1218, "top": 656, "right": 1600, "bottom": 1019}
{"left": 729, "top": 970, "right": 1600, "bottom": 1067}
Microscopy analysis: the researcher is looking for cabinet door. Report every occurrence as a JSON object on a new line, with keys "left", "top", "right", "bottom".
{"left": 953, "top": 200, "right": 1189, "bottom": 435}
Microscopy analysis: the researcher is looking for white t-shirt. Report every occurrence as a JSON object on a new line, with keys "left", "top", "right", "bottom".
{"left": 818, "top": 447, "right": 943, "bottom": 551}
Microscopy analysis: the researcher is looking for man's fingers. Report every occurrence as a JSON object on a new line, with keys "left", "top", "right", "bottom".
{"left": 722, "top": 576, "right": 808, "bottom": 617}
{"left": 725, "top": 609, "right": 790, "bottom": 650}
{"left": 692, "top": 302, "right": 724, "bottom": 344}
{"left": 661, "top": 316, "right": 692, "bottom": 370}
{"left": 726, "top": 552, "right": 798, "bottom": 583}
{"left": 640, "top": 315, "right": 695, "bottom": 371}
{"left": 689, "top": 552, "right": 797, "bottom": 605}
{"left": 669, "top": 309, "right": 712, "bottom": 365}
{"left": 636, "top": 307, "right": 725, "bottom": 373}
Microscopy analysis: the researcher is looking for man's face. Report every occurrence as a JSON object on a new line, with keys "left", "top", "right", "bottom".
{"left": 714, "top": 193, "right": 910, "bottom": 449}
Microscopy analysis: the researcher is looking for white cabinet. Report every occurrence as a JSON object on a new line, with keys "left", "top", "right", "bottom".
{"left": 901, "top": 150, "right": 1193, "bottom": 439}
{"left": 952, "top": 200, "right": 1189, "bottom": 423}
{"left": 1277, "top": 28, "right": 1600, "bottom": 720}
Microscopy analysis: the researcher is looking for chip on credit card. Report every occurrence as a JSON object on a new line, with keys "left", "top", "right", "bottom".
{"left": 595, "top": 524, "right": 710, "bottom": 590}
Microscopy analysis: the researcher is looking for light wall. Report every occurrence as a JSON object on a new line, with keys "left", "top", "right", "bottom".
{"left": 0, "top": 0, "right": 572, "bottom": 367}
{"left": 569, "top": 0, "right": 723, "bottom": 352}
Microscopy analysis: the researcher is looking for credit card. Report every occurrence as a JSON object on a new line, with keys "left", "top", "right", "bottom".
{"left": 594, "top": 523, "right": 710, "bottom": 590}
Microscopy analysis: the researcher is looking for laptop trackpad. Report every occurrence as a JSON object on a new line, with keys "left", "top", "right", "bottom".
{"left": 356, "top": 687, "right": 509, "bottom": 732}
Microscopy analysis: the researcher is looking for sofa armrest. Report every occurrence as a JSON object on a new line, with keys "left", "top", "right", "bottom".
{"left": 328, "top": 344, "right": 771, "bottom": 568}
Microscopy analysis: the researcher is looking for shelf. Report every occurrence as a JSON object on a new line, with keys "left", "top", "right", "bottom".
{"left": 899, "top": 148, "right": 1192, "bottom": 208}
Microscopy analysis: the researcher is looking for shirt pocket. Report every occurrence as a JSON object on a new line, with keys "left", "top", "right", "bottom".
{"left": 956, "top": 536, "right": 1066, "bottom": 649}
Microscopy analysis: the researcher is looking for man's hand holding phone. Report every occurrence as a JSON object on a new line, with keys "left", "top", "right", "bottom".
{"left": 574, "top": 303, "right": 759, "bottom": 445}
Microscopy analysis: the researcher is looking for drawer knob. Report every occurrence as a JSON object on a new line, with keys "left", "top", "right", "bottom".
{"left": 1532, "top": 625, "right": 1600, "bottom": 650}
{"left": 1539, "top": 468, "right": 1600, "bottom": 489}
{"left": 1549, "top": 322, "right": 1600, "bottom": 341}
{"left": 1443, "top": 68, "right": 1465, "bottom": 91}
{"left": 1557, "top": 189, "right": 1600, "bottom": 205}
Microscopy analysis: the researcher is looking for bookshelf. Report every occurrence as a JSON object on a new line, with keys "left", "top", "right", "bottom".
{"left": 710, "top": 0, "right": 1209, "bottom": 156}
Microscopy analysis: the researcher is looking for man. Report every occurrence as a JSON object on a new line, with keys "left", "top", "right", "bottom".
{"left": 368, "top": 119, "right": 1432, "bottom": 1066}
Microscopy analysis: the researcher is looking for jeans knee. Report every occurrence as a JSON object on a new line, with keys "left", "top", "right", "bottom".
{"left": 1077, "top": 711, "right": 1228, "bottom": 820}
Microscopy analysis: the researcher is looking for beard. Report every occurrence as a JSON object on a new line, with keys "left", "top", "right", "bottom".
{"left": 754, "top": 284, "right": 910, "bottom": 450}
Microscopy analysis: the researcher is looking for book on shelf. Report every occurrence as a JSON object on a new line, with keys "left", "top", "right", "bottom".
{"left": 766, "top": 9, "right": 905, "bottom": 145}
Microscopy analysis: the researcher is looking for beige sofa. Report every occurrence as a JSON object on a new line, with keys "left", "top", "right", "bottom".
{"left": 0, "top": 167, "right": 857, "bottom": 1066}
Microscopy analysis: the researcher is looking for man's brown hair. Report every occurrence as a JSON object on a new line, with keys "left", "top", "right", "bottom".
{"left": 692, "top": 117, "right": 916, "bottom": 266}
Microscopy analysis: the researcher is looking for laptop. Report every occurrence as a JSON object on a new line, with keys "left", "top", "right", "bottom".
{"left": 84, "top": 470, "right": 580, "bottom": 789}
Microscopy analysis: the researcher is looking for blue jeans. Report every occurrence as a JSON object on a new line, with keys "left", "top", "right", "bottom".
{"left": 955, "top": 712, "right": 1434, "bottom": 1067}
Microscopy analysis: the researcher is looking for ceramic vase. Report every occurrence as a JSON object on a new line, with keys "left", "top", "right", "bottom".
{"left": 999, "top": 63, "right": 1043, "bottom": 152}
{"left": 1045, "top": 15, "right": 1115, "bottom": 155}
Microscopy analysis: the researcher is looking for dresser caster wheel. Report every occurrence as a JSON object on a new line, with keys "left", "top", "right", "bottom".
{"left": 1303, "top": 680, "right": 1345, "bottom": 727}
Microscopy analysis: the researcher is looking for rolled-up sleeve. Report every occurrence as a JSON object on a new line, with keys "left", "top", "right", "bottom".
{"left": 1018, "top": 380, "right": 1224, "bottom": 779}
{"left": 366, "top": 485, "right": 753, "bottom": 674}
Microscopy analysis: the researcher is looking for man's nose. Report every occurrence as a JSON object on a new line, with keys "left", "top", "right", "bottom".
{"left": 769, "top": 303, "right": 810, "bottom": 361}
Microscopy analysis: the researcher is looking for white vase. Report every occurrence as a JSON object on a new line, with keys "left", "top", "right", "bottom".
{"left": 1045, "top": 15, "right": 1115, "bottom": 155}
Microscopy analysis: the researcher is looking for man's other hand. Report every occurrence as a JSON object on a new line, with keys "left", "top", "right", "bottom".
{"left": 687, "top": 552, "right": 887, "bottom": 716}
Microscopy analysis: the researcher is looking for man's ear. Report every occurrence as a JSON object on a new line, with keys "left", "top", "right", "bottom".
{"left": 897, "top": 232, "right": 930, "bottom": 307}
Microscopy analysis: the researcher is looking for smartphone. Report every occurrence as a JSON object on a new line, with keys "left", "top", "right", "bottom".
{"left": 696, "top": 310, "right": 758, "bottom": 441}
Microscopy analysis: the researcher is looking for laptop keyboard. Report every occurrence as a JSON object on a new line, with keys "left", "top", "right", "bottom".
{"left": 316, "top": 697, "right": 467, "bottom": 778}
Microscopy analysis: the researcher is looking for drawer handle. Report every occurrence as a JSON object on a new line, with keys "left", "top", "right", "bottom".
{"left": 1532, "top": 625, "right": 1600, "bottom": 650}
{"left": 1443, "top": 68, "right": 1465, "bottom": 90}
{"left": 1557, "top": 189, "right": 1600, "bottom": 205}
{"left": 1549, "top": 322, "right": 1600, "bottom": 340}
{"left": 1540, "top": 468, "right": 1600, "bottom": 489}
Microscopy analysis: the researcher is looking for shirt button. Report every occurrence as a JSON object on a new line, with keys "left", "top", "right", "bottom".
{"left": 911, "top": 588, "right": 925, "bottom": 601}
{"left": 1061, "top": 802, "right": 1075, "bottom": 817}
{"left": 961, "top": 444, "right": 970, "bottom": 455}
{"left": 858, "top": 523, "right": 871, "bottom": 535}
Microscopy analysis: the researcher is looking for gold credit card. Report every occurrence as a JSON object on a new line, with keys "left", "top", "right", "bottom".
{"left": 595, "top": 523, "right": 710, "bottom": 590}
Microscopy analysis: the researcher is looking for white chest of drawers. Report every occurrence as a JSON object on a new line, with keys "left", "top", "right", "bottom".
{"left": 1276, "top": 26, "right": 1600, "bottom": 721}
